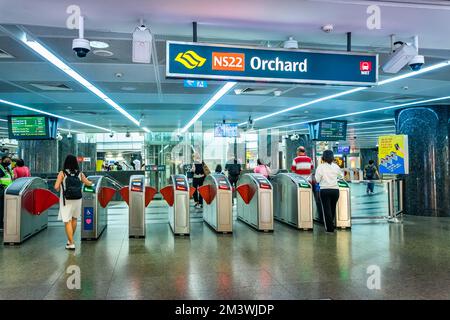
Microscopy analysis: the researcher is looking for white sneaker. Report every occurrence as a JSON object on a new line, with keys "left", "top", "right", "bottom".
{"left": 65, "top": 243, "right": 75, "bottom": 250}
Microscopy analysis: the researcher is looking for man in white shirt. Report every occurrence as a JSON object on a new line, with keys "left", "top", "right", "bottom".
{"left": 133, "top": 159, "right": 141, "bottom": 171}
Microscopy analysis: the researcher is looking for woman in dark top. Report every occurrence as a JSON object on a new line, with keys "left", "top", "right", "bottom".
{"left": 191, "top": 155, "right": 205, "bottom": 209}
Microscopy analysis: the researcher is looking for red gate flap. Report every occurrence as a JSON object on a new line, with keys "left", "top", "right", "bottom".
{"left": 23, "top": 188, "right": 59, "bottom": 215}
{"left": 236, "top": 184, "right": 256, "bottom": 205}
{"left": 145, "top": 186, "right": 157, "bottom": 207}
{"left": 189, "top": 186, "right": 196, "bottom": 198}
{"left": 160, "top": 185, "right": 174, "bottom": 207}
{"left": 198, "top": 185, "right": 216, "bottom": 205}
{"left": 98, "top": 187, "right": 117, "bottom": 208}
{"left": 119, "top": 187, "right": 129, "bottom": 206}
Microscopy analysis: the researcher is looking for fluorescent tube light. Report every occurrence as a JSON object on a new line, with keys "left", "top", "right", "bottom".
{"left": 22, "top": 38, "right": 145, "bottom": 130}
{"left": 0, "top": 98, "right": 111, "bottom": 132}
{"left": 348, "top": 119, "right": 394, "bottom": 126}
{"left": 180, "top": 82, "right": 236, "bottom": 134}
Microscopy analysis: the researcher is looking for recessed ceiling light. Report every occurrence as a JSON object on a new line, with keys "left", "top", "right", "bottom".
{"left": 93, "top": 49, "right": 114, "bottom": 57}
{"left": 121, "top": 86, "right": 137, "bottom": 91}
{"left": 90, "top": 41, "right": 109, "bottom": 49}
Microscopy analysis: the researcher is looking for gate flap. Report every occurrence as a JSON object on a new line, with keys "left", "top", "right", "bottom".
{"left": 145, "top": 186, "right": 157, "bottom": 207}
{"left": 189, "top": 186, "right": 196, "bottom": 198}
{"left": 198, "top": 185, "right": 216, "bottom": 205}
{"left": 98, "top": 187, "right": 117, "bottom": 208}
{"left": 23, "top": 188, "right": 59, "bottom": 215}
{"left": 160, "top": 185, "right": 174, "bottom": 207}
{"left": 119, "top": 187, "right": 129, "bottom": 206}
{"left": 236, "top": 184, "right": 256, "bottom": 205}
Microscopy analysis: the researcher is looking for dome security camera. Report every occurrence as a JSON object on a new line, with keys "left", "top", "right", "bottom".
{"left": 290, "top": 134, "right": 300, "bottom": 141}
{"left": 56, "top": 132, "right": 63, "bottom": 141}
{"left": 67, "top": 132, "right": 73, "bottom": 140}
{"left": 125, "top": 130, "right": 131, "bottom": 138}
{"left": 409, "top": 55, "right": 424, "bottom": 71}
{"left": 72, "top": 38, "right": 91, "bottom": 58}
{"left": 109, "top": 132, "right": 114, "bottom": 138}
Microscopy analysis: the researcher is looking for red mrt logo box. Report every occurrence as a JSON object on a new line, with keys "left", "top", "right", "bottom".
{"left": 212, "top": 52, "right": 245, "bottom": 71}
{"left": 360, "top": 61, "right": 372, "bottom": 75}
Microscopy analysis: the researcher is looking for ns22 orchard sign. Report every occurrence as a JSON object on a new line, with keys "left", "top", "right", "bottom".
{"left": 166, "top": 41, "right": 378, "bottom": 86}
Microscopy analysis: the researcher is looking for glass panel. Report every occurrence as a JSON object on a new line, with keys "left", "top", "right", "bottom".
{"left": 349, "top": 180, "right": 390, "bottom": 218}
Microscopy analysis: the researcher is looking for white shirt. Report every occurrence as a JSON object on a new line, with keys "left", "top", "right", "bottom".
{"left": 133, "top": 159, "right": 141, "bottom": 170}
{"left": 315, "top": 162, "right": 343, "bottom": 189}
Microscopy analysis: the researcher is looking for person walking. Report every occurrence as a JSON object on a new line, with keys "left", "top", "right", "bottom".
{"left": 215, "top": 164, "right": 224, "bottom": 175}
{"left": 54, "top": 155, "right": 93, "bottom": 250}
{"left": 291, "top": 146, "right": 314, "bottom": 180}
{"left": 253, "top": 159, "right": 271, "bottom": 178}
{"left": 315, "top": 150, "right": 343, "bottom": 233}
{"left": 13, "top": 158, "right": 31, "bottom": 178}
{"left": 364, "top": 160, "right": 380, "bottom": 194}
{"left": 0, "top": 155, "right": 14, "bottom": 230}
{"left": 225, "top": 158, "right": 242, "bottom": 189}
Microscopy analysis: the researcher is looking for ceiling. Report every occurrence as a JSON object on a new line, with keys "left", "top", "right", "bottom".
{"left": 1, "top": 0, "right": 450, "bottom": 147}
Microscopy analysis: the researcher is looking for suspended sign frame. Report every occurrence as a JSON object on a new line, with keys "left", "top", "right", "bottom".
{"left": 166, "top": 41, "right": 378, "bottom": 86}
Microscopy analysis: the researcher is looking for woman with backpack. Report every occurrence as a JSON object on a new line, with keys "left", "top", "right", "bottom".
{"left": 54, "top": 155, "right": 93, "bottom": 250}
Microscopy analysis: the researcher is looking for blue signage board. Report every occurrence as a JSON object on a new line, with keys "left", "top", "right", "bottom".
{"left": 167, "top": 41, "right": 378, "bottom": 86}
{"left": 145, "top": 165, "right": 166, "bottom": 172}
{"left": 83, "top": 207, "right": 94, "bottom": 231}
{"left": 183, "top": 79, "right": 208, "bottom": 88}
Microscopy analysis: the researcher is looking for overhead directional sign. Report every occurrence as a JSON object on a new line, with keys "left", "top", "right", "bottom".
{"left": 167, "top": 41, "right": 378, "bottom": 86}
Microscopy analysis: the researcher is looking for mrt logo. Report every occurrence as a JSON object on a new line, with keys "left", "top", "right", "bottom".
{"left": 360, "top": 61, "right": 372, "bottom": 74}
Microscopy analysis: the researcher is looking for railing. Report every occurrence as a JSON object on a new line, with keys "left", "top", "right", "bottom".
{"left": 348, "top": 179, "right": 403, "bottom": 221}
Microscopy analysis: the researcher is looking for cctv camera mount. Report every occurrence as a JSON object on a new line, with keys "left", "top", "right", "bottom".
{"left": 382, "top": 35, "right": 424, "bottom": 73}
{"left": 72, "top": 15, "right": 90, "bottom": 57}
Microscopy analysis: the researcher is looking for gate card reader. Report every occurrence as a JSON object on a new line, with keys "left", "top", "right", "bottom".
{"left": 198, "top": 173, "right": 233, "bottom": 233}
{"left": 236, "top": 173, "right": 273, "bottom": 232}
{"left": 313, "top": 179, "right": 351, "bottom": 229}
{"left": 119, "top": 175, "right": 157, "bottom": 238}
{"left": 4, "top": 177, "right": 59, "bottom": 244}
{"left": 81, "top": 175, "right": 120, "bottom": 240}
{"left": 160, "top": 174, "right": 195, "bottom": 235}
{"left": 272, "top": 173, "right": 313, "bottom": 230}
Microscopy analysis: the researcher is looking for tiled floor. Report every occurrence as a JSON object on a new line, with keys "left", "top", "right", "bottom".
{"left": 1, "top": 201, "right": 450, "bottom": 300}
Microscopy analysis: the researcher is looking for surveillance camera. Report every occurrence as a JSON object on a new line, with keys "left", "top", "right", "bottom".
{"left": 290, "top": 134, "right": 300, "bottom": 141}
{"left": 72, "top": 38, "right": 91, "bottom": 58}
{"left": 126, "top": 131, "right": 131, "bottom": 138}
{"left": 109, "top": 132, "right": 114, "bottom": 138}
{"left": 67, "top": 132, "right": 73, "bottom": 140}
{"left": 56, "top": 132, "right": 63, "bottom": 141}
{"left": 409, "top": 55, "right": 424, "bottom": 71}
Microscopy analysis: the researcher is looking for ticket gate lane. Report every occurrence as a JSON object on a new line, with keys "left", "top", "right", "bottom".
{"left": 236, "top": 173, "right": 273, "bottom": 232}
{"left": 81, "top": 175, "right": 121, "bottom": 240}
{"left": 272, "top": 173, "right": 313, "bottom": 230}
{"left": 198, "top": 174, "right": 233, "bottom": 233}
{"left": 4, "top": 177, "right": 59, "bottom": 244}
{"left": 161, "top": 174, "right": 192, "bottom": 235}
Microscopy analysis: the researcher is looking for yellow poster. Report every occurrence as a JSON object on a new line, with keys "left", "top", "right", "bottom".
{"left": 378, "top": 135, "right": 409, "bottom": 175}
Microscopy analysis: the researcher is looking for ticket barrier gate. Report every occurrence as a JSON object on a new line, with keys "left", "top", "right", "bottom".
{"left": 81, "top": 176, "right": 121, "bottom": 240}
{"left": 3, "top": 177, "right": 59, "bottom": 244}
{"left": 236, "top": 173, "right": 273, "bottom": 232}
{"left": 160, "top": 174, "right": 195, "bottom": 235}
{"left": 313, "top": 179, "right": 351, "bottom": 229}
{"left": 198, "top": 174, "right": 233, "bottom": 233}
{"left": 119, "top": 175, "right": 157, "bottom": 238}
{"left": 272, "top": 173, "right": 313, "bottom": 230}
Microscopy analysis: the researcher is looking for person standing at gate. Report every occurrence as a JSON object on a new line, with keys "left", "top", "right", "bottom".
{"left": 315, "top": 150, "right": 343, "bottom": 233}
{"left": 0, "top": 155, "right": 14, "bottom": 230}
{"left": 225, "top": 158, "right": 242, "bottom": 189}
{"left": 54, "top": 155, "right": 93, "bottom": 250}
{"left": 191, "top": 153, "right": 206, "bottom": 209}
{"left": 291, "top": 146, "right": 314, "bottom": 180}
{"left": 13, "top": 158, "right": 31, "bottom": 178}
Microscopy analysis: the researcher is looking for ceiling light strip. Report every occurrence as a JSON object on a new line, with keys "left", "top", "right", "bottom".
{"left": 0, "top": 98, "right": 111, "bottom": 132}
{"left": 269, "top": 95, "right": 450, "bottom": 130}
{"left": 180, "top": 82, "right": 236, "bottom": 134}
{"left": 22, "top": 38, "right": 142, "bottom": 128}
{"left": 348, "top": 119, "right": 395, "bottom": 126}
{"left": 239, "top": 60, "right": 450, "bottom": 126}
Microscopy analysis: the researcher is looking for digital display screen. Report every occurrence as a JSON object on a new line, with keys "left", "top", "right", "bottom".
{"left": 83, "top": 185, "right": 95, "bottom": 193}
{"left": 337, "top": 145, "right": 350, "bottom": 154}
{"left": 8, "top": 115, "right": 58, "bottom": 140}
{"left": 214, "top": 123, "right": 238, "bottom": 137}
{"left": 309, "top": 120, "right": 347, "bottom": 141}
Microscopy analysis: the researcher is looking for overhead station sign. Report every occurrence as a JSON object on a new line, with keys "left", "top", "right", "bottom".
{"left": 167, "top": 41, "right": 378, "bottom": 86}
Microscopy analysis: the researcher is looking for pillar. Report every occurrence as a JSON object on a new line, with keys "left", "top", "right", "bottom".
{"left": 396, "top": 106, "right": 450, "bottom": 217}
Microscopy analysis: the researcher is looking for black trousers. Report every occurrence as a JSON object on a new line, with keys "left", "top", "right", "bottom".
{"left": 192, "top": 177, "right": 205, "bottom": 205}
{"left": 0, "top": 188, "right": 4, "bottom": 230}
{"left": 319, "top": 189, "right": 340, "bottom": 232}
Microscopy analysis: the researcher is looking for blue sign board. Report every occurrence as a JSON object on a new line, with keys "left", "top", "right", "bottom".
{"left": 183, "top": 79, "right": 208, "bottom": 88}
{"left": 83, "top": 207, "right": 94, "bottom": 231}
{"left": 167, "top": 41, "right": 378, "bottom": 86}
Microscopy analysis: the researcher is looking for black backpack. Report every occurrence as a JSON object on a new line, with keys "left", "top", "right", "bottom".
{"left": 365, "top": 165, "right": 376, "bottom": 179}
{"left": 62, "top": 170, "right": 82, "bottom": 203}
{"left": 228, "top": 163, "right": 241, "bottom": 176}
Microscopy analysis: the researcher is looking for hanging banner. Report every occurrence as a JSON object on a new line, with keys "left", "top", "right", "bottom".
{"left": 378, "top": 135, "right": 409, "bottom": 175}
{"left": 166, "top": 41, "right": 378, "bottom": 86}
